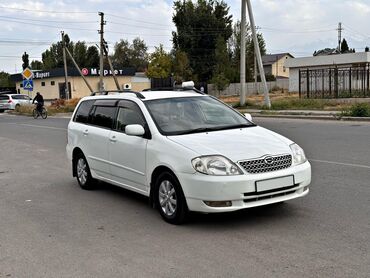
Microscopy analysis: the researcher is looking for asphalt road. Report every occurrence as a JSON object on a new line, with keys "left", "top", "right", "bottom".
{"left": 0, "top": 113, "right": 369, "bottom": 278}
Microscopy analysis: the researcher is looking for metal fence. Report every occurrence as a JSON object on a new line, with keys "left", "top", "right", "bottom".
{"left": 299, "top": 65, "right": 370, "bottom": 98}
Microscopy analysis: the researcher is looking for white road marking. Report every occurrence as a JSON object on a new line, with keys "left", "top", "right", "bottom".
{"left": 19, "top": 123, "right": 67, "bottom": 131}
{"left": 310, "top": 159, "right": 370, "bottom": 169}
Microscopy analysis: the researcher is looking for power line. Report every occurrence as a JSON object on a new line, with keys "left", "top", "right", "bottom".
{"left": 0, "top": 5, "right": 96, "bottom": 14}
{"left": 0, "top": 15, "right": 97, "bottom": 24}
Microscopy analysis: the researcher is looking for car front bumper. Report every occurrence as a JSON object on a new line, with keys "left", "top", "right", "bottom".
{"left": 178, "top": 161, "right": 311, "bottom": 213}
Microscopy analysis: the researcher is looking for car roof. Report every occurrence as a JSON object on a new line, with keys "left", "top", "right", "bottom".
{"left": 83, "top": 90, "right": 206, "bottom": 102}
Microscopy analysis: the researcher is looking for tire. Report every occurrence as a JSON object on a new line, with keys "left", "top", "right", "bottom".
{"left": 74, "top": 153, "right": 96, "bottom": 190}
{"left": 32, "top": 109, "right": 38, "bottom": 119}
{"left": 0, "top": 110, "right": 4, "bottom": 113}
{"left": 15, "top": 104, "right": 20, "bottom": 111}
{"left": 41, "top": 108, "right": 47, "bottom": 119}
{"left": 154, "top": 171, "right": 188, "bottom": 225}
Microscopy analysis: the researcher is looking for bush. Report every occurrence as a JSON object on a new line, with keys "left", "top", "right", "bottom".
{"left": 342, "top": 103, "right": 370, "bottom": 117}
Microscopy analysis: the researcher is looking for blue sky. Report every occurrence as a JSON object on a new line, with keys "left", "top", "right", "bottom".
{"left": 0, "top": 0, "right": 369, "bottom": 73}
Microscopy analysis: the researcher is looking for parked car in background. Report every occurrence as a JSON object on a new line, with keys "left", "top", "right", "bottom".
{"left": 0, "top": 94, "right": 32, "bottom": 113}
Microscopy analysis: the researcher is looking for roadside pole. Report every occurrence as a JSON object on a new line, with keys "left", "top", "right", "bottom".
{"left": 99, "top": 12, "right": 105, "bottom": 93}
{"left": 102, "top": 41, "right": 121, "bottom": 90}
{"left": 64, "top": 47, "right": 94, "bottom": 94}
{"left": 246, "top": 0, "right": 271, "bottom": 108}
{"left": 240, "top": 0, "right": 246, "bottom": 106}
{"left": 61, "top": 31, "right": 69, "bottom": 100}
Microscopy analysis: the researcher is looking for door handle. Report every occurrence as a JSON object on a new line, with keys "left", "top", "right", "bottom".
{"left": 83, "top": 129, "right": 89, "bottom": 136}
{"left": 109, "top": 136, "right": 117, "bottom": 142}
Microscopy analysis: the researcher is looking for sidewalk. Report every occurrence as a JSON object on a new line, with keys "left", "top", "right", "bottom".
{"left": 238, "top": 109, "right": 370, "bottom": 122}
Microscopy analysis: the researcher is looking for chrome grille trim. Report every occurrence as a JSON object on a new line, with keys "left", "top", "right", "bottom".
{"left": 238, "top": 154, "right": 292, "bottom": 174}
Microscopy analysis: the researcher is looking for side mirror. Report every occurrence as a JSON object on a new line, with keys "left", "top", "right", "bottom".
{"left": 125, "top": 124, "right": 145, "bottom": 137}
{"left": 244, "top": 113, "right": 253, "bottom": 122}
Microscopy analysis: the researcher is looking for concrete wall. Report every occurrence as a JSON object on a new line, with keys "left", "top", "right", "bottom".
{"left": 16, "top": 76, "right": 150, "bottom": 100}
{"left": 208, "top": 79, "right": 289, "bottom": 97}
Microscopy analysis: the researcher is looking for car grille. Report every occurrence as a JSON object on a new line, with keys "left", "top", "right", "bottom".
{"left": 239, "top": 154, "right": 292, "bottom": 174}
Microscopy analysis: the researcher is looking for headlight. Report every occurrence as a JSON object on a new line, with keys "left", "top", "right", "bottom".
{"left": 290, "top": 143, "right": 307, "bottom": 165}
{"left": 191, "top": 155, "right": 243, "bottom": 176}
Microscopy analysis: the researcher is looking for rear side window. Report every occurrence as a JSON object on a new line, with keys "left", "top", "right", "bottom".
{"left": 0, "top": 95, "right": 9, "bottom": 100}
{"left": 90, "top": 106, "right": 116, "bottom": 129}
{"left": 74, "top": 100, "right": 95, "bottom": 124}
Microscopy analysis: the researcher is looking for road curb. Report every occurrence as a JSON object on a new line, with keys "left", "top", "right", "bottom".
{"left": 250, "top": 114, "right": 370, "bottom": 122}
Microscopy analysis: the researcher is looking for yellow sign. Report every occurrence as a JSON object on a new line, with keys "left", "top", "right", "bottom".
{"left": 22, "top": 68, "right": 33, "bottom": 80}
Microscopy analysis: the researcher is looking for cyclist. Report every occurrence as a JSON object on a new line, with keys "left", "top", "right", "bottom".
{"left": 32, "top": 92, "right": 44, "bottom": 114}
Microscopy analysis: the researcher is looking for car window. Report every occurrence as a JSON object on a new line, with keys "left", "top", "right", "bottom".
{"left": 0, "top": 95, "right": 9, "bottom": 100}
{"left": 90, "top": 106, "right": 116, "bottom": 129}
{"left": 74, "top": 100, "right": 95, "bottom": 123}
{"left": 145, "top": 96, "right": 254, "bottom": 135}
{"left": 11, "top": 95, "right": 21, "bottom": 100}
{"left": 115, "top": 101, "right": 146, "bottom": 133}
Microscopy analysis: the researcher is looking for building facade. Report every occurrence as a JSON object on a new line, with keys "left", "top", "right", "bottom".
{"left": 262, "top": 53, "right": 293, "bottom": 79}
{"left": 10, "top": 67, "right": 150, "bottom": 100}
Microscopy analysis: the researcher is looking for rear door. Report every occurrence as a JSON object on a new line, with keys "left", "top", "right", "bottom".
{"left": 108, "top": 100, "right": 149, "bottom": 194}
{"left": 84, "top": 100, "right": 117, "bottom": 179}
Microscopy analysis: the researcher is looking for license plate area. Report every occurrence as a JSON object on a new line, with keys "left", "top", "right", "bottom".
{"left": 255, "top": 175, "right": 295, "bottom": 193}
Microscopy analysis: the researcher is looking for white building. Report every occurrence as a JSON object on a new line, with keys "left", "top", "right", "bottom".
{"left": 285, "top": 52, "right": 370, "bottom": 92}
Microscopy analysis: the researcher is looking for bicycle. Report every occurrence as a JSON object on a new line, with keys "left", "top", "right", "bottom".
{"left": 33, "top": 104, "right": 48, "bottom": 119}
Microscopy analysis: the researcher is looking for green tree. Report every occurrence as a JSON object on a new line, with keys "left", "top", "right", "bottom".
{"left": 111, "top": 38, "right": 148, "bottom": 71}
{"left": 73, "top": 41, "right": 87, "bottom": 67}
{"left": 30, "top": 60, "right": 43, "bottom": 70}
{"left": 172, "top": 50, "right": 193, "bottom": 83}
{"left": 228, "top": 21, "right": 266, "bottom": 83}
{"left": 341, "top": 38, "right": 349, "bottom": 53}
{"left": 86, "top": 46, "right": 99, "bottom": 68}
{"left": 130, "top": 38, "right": 149, "bottom": 71}
{"left": 146, "top": 45, "right": 172, "bottom": 78}
{"left": 22, "top": 52, "right": 29, "bottom": 70}
{"left": 41, "top": 34, "right": 74, "bottom": 70}
{"left": 211, "top": 36, "right": 230, "bottom": 93}
{"left": 172, "top": 0, "right": 233, "bottom": 82}
{"left": 0, "top": 71, "right": 14, "bottom": 87}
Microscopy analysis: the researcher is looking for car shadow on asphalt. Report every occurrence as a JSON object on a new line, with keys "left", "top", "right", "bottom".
{"left": 95, "top": 181, "right": 301, "bottom": 227}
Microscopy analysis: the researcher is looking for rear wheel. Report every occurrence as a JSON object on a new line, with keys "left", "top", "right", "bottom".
{"left": 0, "top": 110, "right": 4, "bottom": 113}
{"left": 154, "top": 172, "right": 188, "bottom": 224}
{"left": 41, "top": 108, "right": 47, "bottom": 119}
{"left": 32, "top": 109, "right": 38, "bottom": 119}
{"left": 75, "top": 153, "right": 95, "bottom": 190}
{"left": 15, "top": 104, "right": 20, "bottom": 111}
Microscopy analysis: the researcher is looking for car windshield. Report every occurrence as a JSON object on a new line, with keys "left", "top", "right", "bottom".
{"left": 145, "top": 96, "right": 255, "bottom": 135}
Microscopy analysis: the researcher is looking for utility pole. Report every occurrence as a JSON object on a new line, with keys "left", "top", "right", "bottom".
{"left": 254, "top": 25, "right": 260, "bottom": 95}
{"left": 61, "top": 31, "right": 69, "bottom": 100}
{"left": 240, "top": 0, "right": 246, "bottom": 106}
{"left": 246, "top": 0, "right": 271, "bottom": 108}
{"left": 337, "top": 22, "right": 343, "bottom": 52}
{"left": 101, "top": 41, "right": 121, "bottom": 90}
{"left": 99, "top": 12, "right": 106, "bottom": 93}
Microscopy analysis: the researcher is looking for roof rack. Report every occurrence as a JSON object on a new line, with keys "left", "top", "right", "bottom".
{"left": 142, "top": 87, "right": 205, "bottom": 95}
{"left": 90, "top": 90, "right": 145, "bottom": 99}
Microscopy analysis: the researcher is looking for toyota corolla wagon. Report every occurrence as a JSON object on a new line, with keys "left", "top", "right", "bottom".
{"left": 66, "top": 85, "right": 311, "bottom": 224}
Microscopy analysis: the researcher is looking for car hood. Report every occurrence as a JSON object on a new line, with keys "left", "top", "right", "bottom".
{"left": 167, "top": 126, "right": 293, "bottom": 162}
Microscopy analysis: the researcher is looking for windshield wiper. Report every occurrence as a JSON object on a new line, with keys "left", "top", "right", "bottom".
{"left": 175, "top": 127, "right": 220, "bottom": 135}
{"left": 175, "top": 124, "right": 255, "bottom": 135}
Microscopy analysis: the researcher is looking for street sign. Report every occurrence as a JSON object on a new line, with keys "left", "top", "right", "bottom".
{"left": 22, "top": 67, "right": 33, "bottom": 80}
{"left": 23, "top": 79, "right": 33, "bottom": 91}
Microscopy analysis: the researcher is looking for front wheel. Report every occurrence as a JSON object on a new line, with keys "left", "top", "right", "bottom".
{"left": 41, "top": 108, "right": 47, "bottom": 119}
{"left": 154, "top": 172, "right": 188, "bottom": 225}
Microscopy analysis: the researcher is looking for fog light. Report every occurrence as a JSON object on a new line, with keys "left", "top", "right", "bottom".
{"left": 204, "top": 201, "right": 232, "bottom": 207}
{"left": 303, "top": 186, "right": 309, "bottom": 191}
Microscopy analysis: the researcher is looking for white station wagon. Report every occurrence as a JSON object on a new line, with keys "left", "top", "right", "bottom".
{"left": 66, "top": 85, "right": 311, "bottom": 224}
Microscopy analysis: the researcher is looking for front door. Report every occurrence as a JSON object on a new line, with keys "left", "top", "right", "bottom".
{"left": 109, "top": 100, "right": 148, "bottom": 194}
